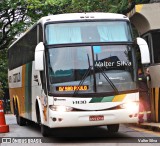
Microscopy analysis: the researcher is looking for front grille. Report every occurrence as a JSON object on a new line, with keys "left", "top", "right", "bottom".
{"left": 71, "top": 105, "right": 121, "bottom": 112}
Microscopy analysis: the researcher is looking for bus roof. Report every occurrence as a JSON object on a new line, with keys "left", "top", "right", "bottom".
{"left": 38, "top": 12, "right": 129, "bottom": 24}
{"left": 9, "top": 13, "right": 129, "bottom": 49}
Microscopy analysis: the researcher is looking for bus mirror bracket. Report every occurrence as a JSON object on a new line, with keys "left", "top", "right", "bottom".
{"left": 35, "top": 42, "right": 45, "bottom": 71}
{"left": 136, "top": 37, "right": 150, "bottom": 64}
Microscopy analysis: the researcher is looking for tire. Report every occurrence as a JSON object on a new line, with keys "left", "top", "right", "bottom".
{"left": 36, "top": 101, "right": 41, "bottom": 124}
{"left": 15, "top": 101, "right": 26, "bottom": 126}
{"left": 41, "top": 124, "right": 49, "bottom": 137}
{"left": 36, "top": 103, "right": 49, "bottom": 137}
{"left": 107, "top": 124, "right": 119, "bottom": 133}
{"left": 17, "top": 116, "right": 26, "bottom": 126}
{"left": 13, "top": 100, "right": 16, "bottom": 115}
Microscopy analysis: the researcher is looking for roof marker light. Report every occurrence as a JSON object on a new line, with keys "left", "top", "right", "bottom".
{"left": 46, "top": 18, "right": 51, "bottom": 21}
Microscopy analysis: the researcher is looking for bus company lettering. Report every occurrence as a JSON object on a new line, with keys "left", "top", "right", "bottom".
{"left": 57, "top": 85, "right": 89, "bottom": 91}
{"left": 8, "top": 76, "right": 12, "bottom": 83}
{"left": 13, "top": 73, "right": 21, "bottom": 83}
{"left": 9, "top": 72, "right": 21, "bottom": 83}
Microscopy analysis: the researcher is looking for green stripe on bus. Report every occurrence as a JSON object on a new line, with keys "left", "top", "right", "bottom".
{"left": 25, "top": 62, "right": 32, "bottom": 119}
{"left": 101, "top": 96, "right": 114, "bottom": 102}
{"left": 89, "top": 96, "right": 114, "bottom": 103}
{"left": 89, "top": 97, "right": 103, "bottom": 103}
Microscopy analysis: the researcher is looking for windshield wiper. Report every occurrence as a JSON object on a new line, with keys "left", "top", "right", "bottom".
{"left": 95, "top": 65, "right": 119, "bottom": 94}
{"left": 72, "top": 54, "right": 92, "bottom": 97}
{"left": 95, "top": 54, "right": 119, "bottom": 94}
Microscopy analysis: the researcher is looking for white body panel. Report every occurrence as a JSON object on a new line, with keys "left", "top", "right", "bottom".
{"left": 48, "top": 109, "right": 138, "bottom": 128}
{"left": 47, "top": 92, "right": 139, "bottom": 128}
{"left": 39, "top": 13, "right": 129, "bottom": 25}
{"left": 31, "top": 62, "right": 42, "bottom": 122}
{"left": 52, "top": 93, "right": 138, "bottom": 110}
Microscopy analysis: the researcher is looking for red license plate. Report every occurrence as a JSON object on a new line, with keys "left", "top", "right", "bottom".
{"left": 89, "top": 115, "right": 104, "bottom": 121}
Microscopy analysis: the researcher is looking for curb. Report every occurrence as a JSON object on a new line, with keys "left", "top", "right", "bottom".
{"left": 132, "top": 123, "right": 160, "bottom": 132}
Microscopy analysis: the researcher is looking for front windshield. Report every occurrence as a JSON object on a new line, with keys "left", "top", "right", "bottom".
{"left": 45, "top": 21, "right": 132, "bottom": 44}
{"left": 48, "top": 45, "right": 137, "bottom": 95}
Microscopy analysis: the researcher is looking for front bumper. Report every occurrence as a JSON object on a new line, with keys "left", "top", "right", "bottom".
{"left": 48, "top": 108, "right": 138, "bottom": 128}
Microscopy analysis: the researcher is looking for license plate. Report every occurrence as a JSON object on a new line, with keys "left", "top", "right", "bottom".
{"left": 89, "top": 115, "right": 104, "bottom": 121}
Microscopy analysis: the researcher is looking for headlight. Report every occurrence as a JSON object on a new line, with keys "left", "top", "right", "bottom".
{"left": 120, "top": 102, "right": 139, "bottom": 112}
{"left": 49, "top": 105, "right": 73, "bottom": 112}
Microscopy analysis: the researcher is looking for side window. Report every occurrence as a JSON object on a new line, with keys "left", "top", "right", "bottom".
{"left": 39, "top": 24, "right": 43, "bottom": 42}
{"left": 38, "top": 24, "right": 46, "bottom": 93}
{"left": 8, "top": 26, "right": 37, "bottom": 70}
{"left": 22, "top": 26, "right": 37, "bottom": 64}
{"left": 152, "top": 32, "right": 160, "bottom": 63}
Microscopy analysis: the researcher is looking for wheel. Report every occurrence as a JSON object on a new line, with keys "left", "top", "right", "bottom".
{"left": 17, "top": 116, "right": 26, "bottom": 126}
{"left": 107, "top": 124, "right": 119, "bottom": 133}
{"left": 13, "top": 100, "right": 16, "bottom": 115}
{"left": 36, "top": 103, "right": 49, "bottom": 137}
{"left": 15, "top": 101, "right": 26, "bottom": 126}
{"left": 41, "top": 124, "right": 49, "bottom": 137}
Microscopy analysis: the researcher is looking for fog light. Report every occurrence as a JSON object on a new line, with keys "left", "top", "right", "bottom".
{"left": 134, "top": 113, "right": 138, "bottom": 117}
{"left": 58, "top": 118, "right": 63, "bottom": 122}
{"left": 52, "top": 117, "right": 57, "bottom": 122}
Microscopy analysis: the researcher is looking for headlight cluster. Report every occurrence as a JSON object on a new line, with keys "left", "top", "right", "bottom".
{"left": 49, "top": 105, "right": 73, "bottom": 112}
{"left": 120, "top": 101, "right": 139, "bottom": 112}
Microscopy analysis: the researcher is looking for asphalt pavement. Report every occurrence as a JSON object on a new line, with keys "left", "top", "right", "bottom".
{"left": 0, "top": 114, "right": 160, "bottom": 146}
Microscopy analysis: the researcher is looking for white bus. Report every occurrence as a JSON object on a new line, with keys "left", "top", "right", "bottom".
{"left": 128, "top": 3, "right": 160, "bottom": 122}
{"left": 8, "top": 13, "right": 150, "bottom": 136}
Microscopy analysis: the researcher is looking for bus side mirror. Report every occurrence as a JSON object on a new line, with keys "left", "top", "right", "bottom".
{"left": 35, "top": 42, "right": 44, "bottom": 71}
{"left": 137, "top": 37, "right": 150, "bottom": 64}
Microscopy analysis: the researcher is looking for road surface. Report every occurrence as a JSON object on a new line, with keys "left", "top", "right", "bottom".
{"left": 0, "top": 114, "right": 160, "bottom": 146}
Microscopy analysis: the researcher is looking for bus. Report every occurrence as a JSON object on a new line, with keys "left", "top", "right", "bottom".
{"left": 8, "top": 13, "right": 150, "bottom": 136}
{"left": 127, "top": 3, "right": 160, "bottom": 122}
